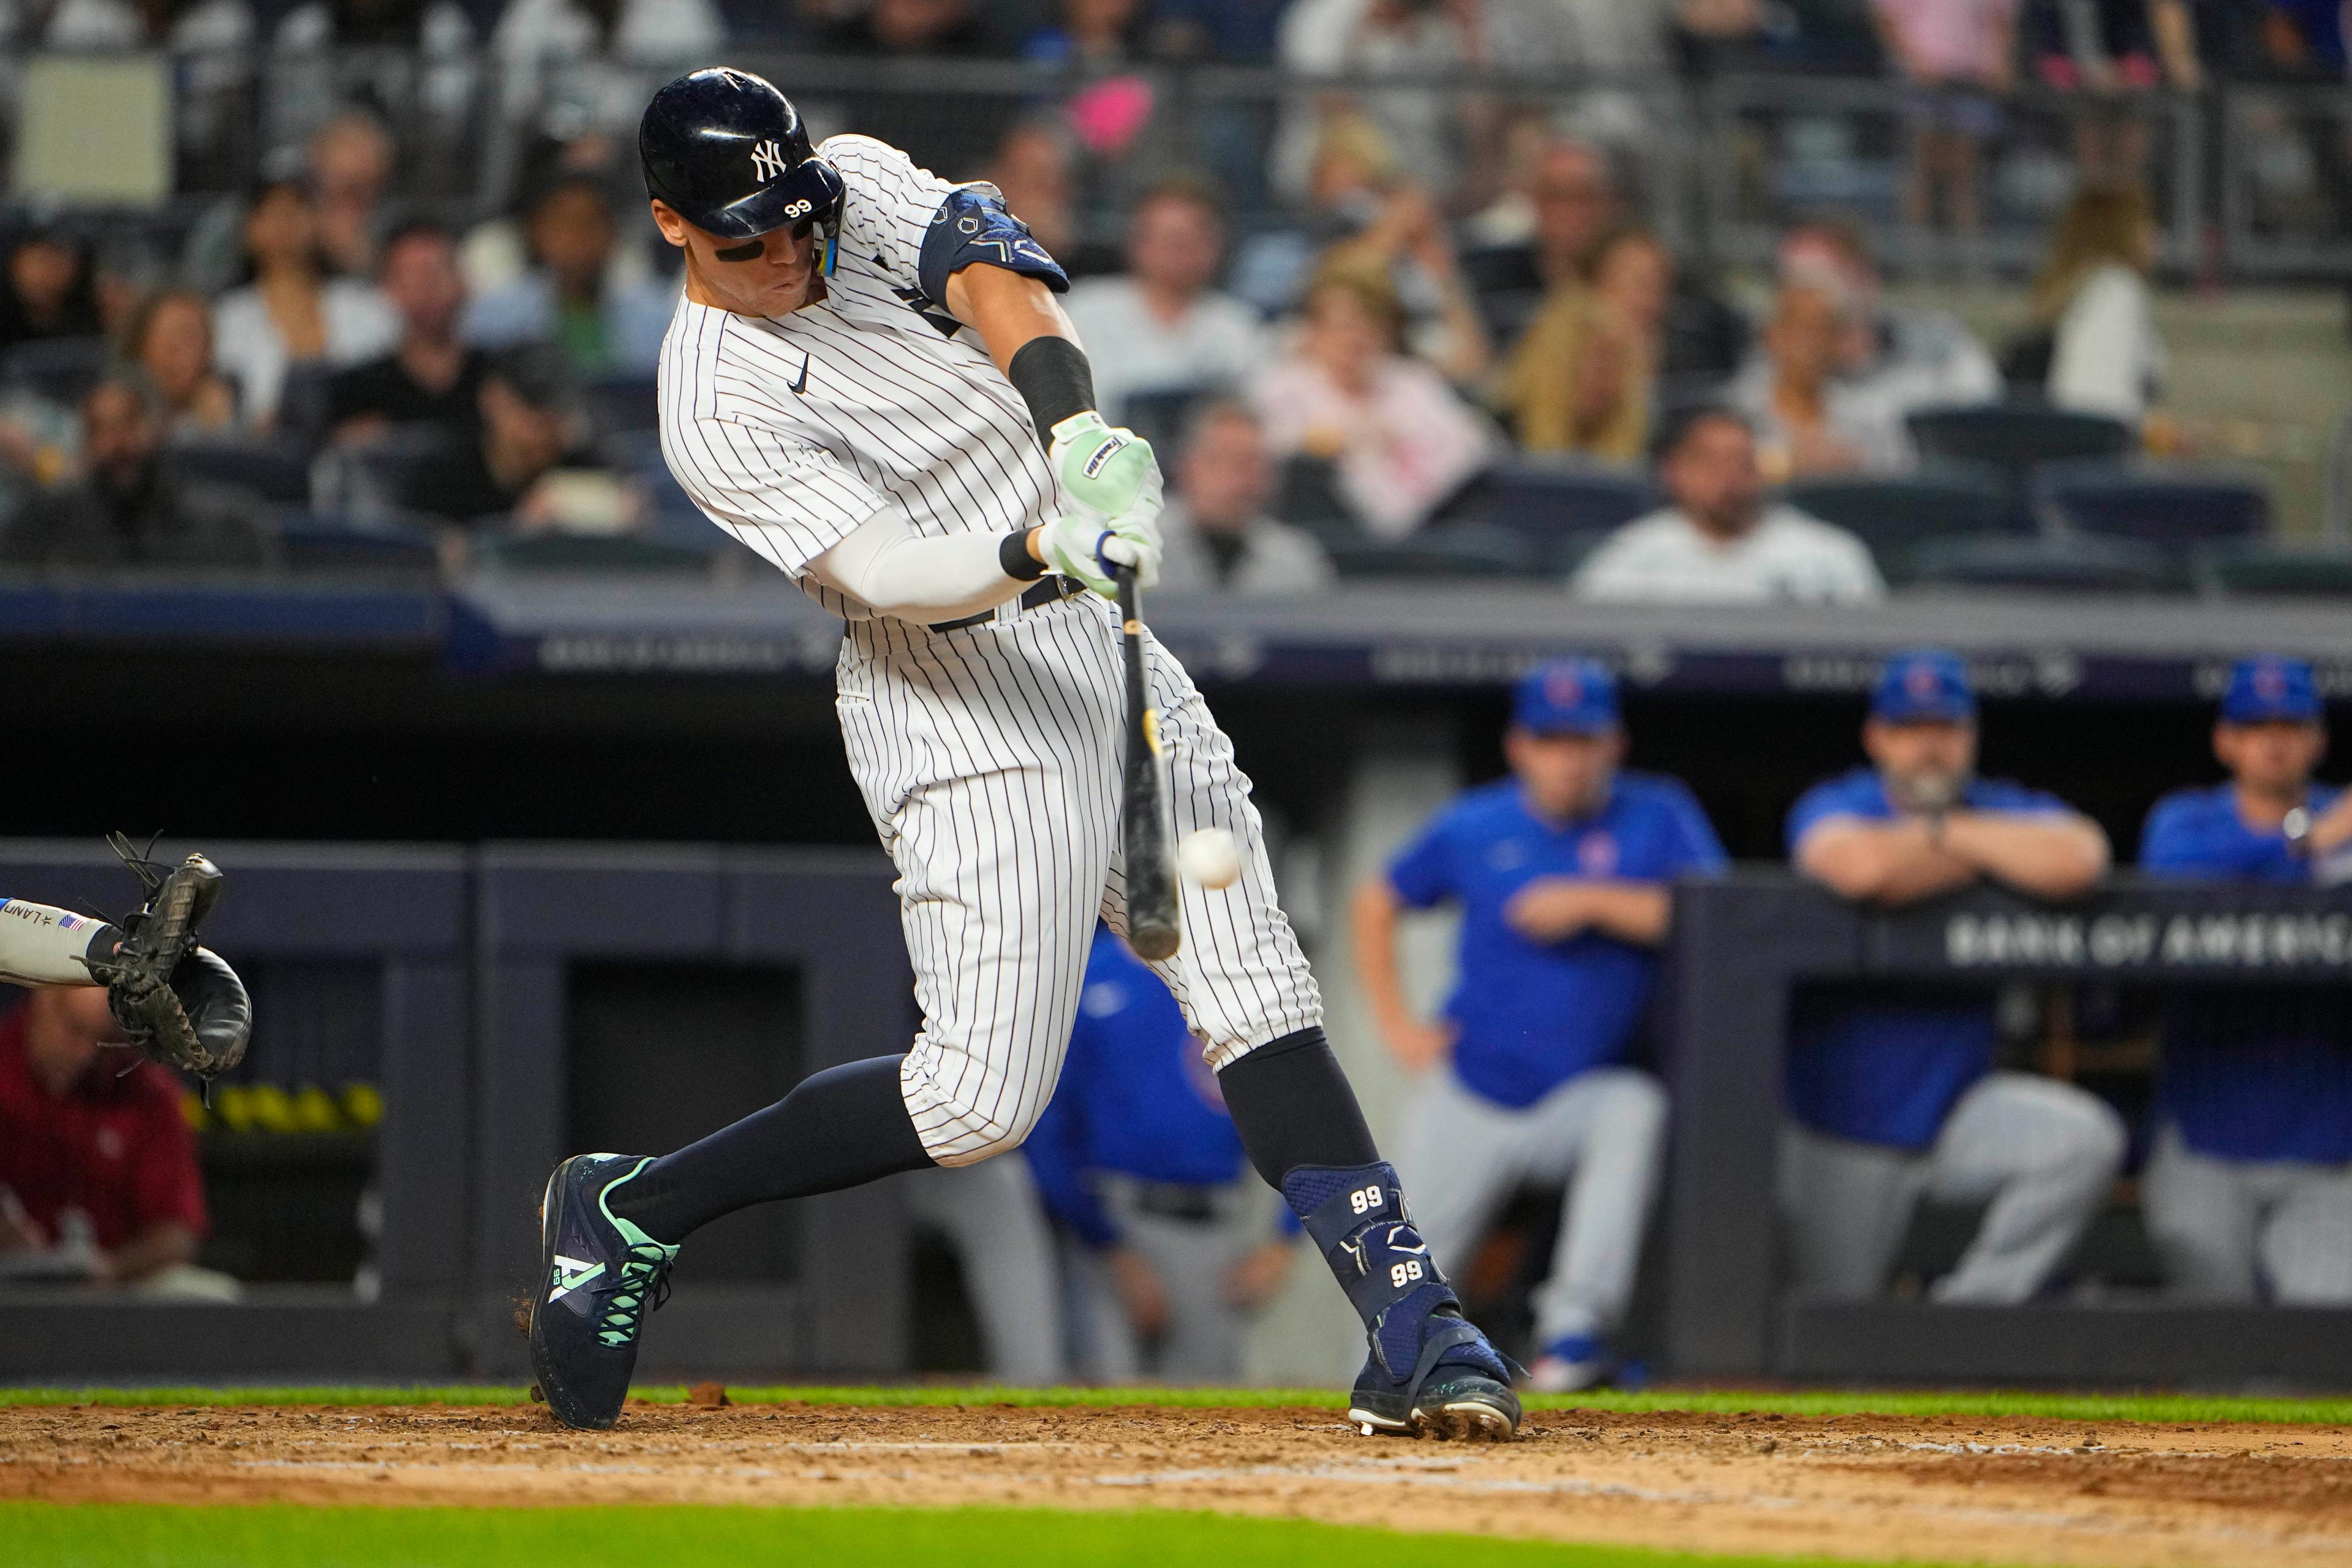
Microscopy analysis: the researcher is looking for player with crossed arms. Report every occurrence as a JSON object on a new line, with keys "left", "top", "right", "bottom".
{"left": 526, "top": 67, "right": 1521, "bottom": 1439}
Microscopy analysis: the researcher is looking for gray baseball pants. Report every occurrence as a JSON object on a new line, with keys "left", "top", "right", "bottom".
{"left": 1777, "top": 1070, "right": 2126, "bottom": 1303}
{"left": 1397, "top": 1063, "right": 1667, "bottom": 1345}
{"left": 900, "top": 1155, "right": 1064, "bottom": 1384}
{"left": 2142, "top": 1121, "right": 2352, "bottom": 1304}
{"left": 1061, "top": 1175, "right": 1272, "bottom": 1383}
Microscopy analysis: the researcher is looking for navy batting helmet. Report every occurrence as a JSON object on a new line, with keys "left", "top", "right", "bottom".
{"left": 641, "top": 67, "right": 845, "bottom": 262}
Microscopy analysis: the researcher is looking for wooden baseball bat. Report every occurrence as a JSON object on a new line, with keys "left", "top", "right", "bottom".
{"left": 1116, "top": 565, "right": 1180, "bottom": 961}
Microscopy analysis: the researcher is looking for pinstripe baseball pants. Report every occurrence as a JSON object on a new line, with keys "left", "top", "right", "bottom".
{"left": 837, "top": 592, "right": 1323, "bottom": 1166}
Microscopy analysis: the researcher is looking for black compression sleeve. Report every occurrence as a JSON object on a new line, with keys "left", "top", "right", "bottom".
{"left": 1000, "top": 530, "right": 1046, "bottom": 580}
{"left": 1007, "top": 336, "right": 1098, "bottom": 447}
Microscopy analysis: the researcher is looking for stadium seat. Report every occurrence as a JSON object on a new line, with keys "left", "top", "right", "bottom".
{"left": 1327, "top": 521, "right": 1537, "bottom": 581}
{"left": 473, "top": 530, "right": 725, "bottom": 575}
{"left": 2198, "top": 543, "right": 2352, "bottom": 598}
{"left": 2035, "top": 461, "right": 2272, "bottom": 551}
{"left": 1120, "top": 388, "right": 1209, "bottom": 454}
{"left": 0, "top": 336, "right": 108, "bottom": 404}
{"left": 1273, "top": 454, "right": 1358, "bottom": 540}
{"left": 276, "top": 361, "right": 337, "bottom": 453}
{"left": 1443, "top": 460, "right": 1657, "bottom": 573}
{"left": 271, "top": 511, "right": 442, "bottom": 580}
{"left": 581, "top": 375, "right": 659, "bottom": 437}
{"left": 170, "top": 440, "right": 312, "bottom": 505}
{"left": 1905, "top": 402, "right": 2135, "bottom": 488}
{"left": 1781, "top": 466, "right": 2021, "bottom": 586}
{"left": 1909, "top": 532, "right": 2185, "bottom": 594}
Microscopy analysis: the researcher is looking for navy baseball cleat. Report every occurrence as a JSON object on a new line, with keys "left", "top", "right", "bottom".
{"left": 529, "top": 1153, "right": 680, "bottom": 1431}
{"left": 1283, "top": 1163, "right": 1523, "bottom": 1441}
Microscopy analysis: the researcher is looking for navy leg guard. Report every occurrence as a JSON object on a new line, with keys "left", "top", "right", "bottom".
{"left": 1284, "top": 1163, "right": 1523, "bottom": 1440}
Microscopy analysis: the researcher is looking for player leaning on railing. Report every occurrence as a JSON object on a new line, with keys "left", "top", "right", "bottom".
{"left": 0, "top": 837, "right": 251, "bottom": 1088}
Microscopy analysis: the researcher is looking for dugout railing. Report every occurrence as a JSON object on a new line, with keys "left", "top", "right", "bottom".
{"left": 1662, "top": 870, "right": 2352, "bottom": 1388}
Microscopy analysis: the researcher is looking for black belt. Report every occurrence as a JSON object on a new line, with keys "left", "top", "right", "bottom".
{"left": 929, "top": 575, "right": 1082, "bottom": 633}
{"left": 1127, "top": 1182, "right": 1221, "bottom": 1224}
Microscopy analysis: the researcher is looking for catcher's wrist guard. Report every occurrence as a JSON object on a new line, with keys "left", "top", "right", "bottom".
{"left": 83, "top": 835, "right": 251, "bottom": 1086}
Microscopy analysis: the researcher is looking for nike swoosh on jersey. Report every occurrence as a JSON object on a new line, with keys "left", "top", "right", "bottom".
{"left": 788, "top": 353, "right": 810, "bottom": 395}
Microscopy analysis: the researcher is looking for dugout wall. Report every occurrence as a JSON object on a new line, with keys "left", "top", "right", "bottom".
{"left": 1663, "top": 873, "right": 2352, "bottom": 1387}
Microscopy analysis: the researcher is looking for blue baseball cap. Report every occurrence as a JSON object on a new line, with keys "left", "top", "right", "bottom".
{"left": 2222, "top": 655, "right": 2323, "bottom": 725}
{"left": 1871, "top": 649, "right": 1976, "bottom": 725}
{"left": 1513, "top": 658, "right": 1619, "bottom": 736}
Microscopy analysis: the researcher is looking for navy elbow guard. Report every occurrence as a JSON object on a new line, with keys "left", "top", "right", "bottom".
{"left": 918, "top": 187, "right": 1069, "bottom": 306}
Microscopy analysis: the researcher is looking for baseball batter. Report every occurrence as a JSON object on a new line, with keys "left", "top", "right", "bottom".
{"left": 527, "top": 67, "right": 1520, "bottom": 1439}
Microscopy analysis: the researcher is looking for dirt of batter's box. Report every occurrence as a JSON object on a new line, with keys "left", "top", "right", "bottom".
{"left": 7, "top": 1403, "right": 2352, "bottom": 1568}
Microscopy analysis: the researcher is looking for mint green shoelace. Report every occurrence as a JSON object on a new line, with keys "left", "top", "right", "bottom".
{"left": 595, "top": 1243, "right": 676, "bottom": 1348}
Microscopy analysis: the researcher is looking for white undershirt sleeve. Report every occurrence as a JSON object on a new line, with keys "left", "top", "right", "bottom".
{"left": 806, "top": 511, "right": 1032, "bottom": 623}
{"left": 0, "top": 898, "right": 108, "bottom": 986}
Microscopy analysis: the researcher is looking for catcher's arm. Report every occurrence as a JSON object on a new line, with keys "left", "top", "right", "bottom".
{"left": 0, "top": 896, "right": 123, "bottom": 986}
{"left": 5, "top": 839, "right": 252, "bottom": 1085}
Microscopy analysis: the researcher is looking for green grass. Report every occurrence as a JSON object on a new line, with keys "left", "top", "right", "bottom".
{"left": 2, "top": 1384, "right": 2348, "bottom": 1425}
{"left": 2, "top": 1503, "right": 1946, "bottom": 1568}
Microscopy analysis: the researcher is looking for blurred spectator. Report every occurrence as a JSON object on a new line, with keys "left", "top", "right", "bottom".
{"left": 0, "top": 226, "right": 101, "bottom": 354}
{"left": 1872, "top": 0, "right": 2018, "bottom": 251}
{"left": 1063, "top": 176, "right": 1264, "bottom": 428}
{"left": 1464, "top": 138, "right": 1618, "bottom": 346}
{"left": 1464, "top": 137, "right": 1747, "bottom": 383}
{"left": 2027, "top": 1, "right": 2204, "bottom": 183}
{"left": 1029, "top": 927, "right": 1300, "bottom": 1382}
{"left": 1777, "top": 216, "right": 2000, "bottom": 413}
{"left": 822, "top": 0, "right": 993, "bottom": 53}
{"left": 308, "top": 111, "right": 397, "bottom": 279}
{"left": 1152, "top": 0, "right": 1290, "bottom": 60}
{"left": 899, "top": 1159, "right": 1066, "bottom": 1384}
{"left": 0, "top": 379, "right": 271, "bottom": 570}
{"left": 1023, "top": 0, "right": 1145, "bottom": 62}
{"left": 2008, "top": 183, "right": 2165, "bottom": 421}
{"left": 1783, "top": 649, "right": 2120, "bottom": 1303}
{"left": 1727, "top": 282, "right": 1913, "bottom": 479}
{"left": 821, "top": 0, "right": 1012, "bottom": 174}
{"left": 2245, "top": 0, "right": 2348, "bottom": 74}
{"left": 985, "top": 121, "right": 1104, "bottom": 276}
{"left": 494, "top": 0, "right": 725, "bottom": 150}
{"left": 0, "top": 986, "right": 233, "bottom": 1300}
{"left": 1274, "top": 0, "right": 1487, "bottom": 204}
{"left": 464, "top": 175, "right": 675, "bottom": 380}
{"left": 1321, "top": 184, "right": 1493, "bottom": 385}
{"left": 396, "top": 345, "right": 592, "bottom": 527}
{"left": 268, "top": 0, "right": 480, "bottom": 168}
{"left": 1572, "top": 406, "right": 1883, "bottom": 602}
{"left": 2139, "top": 656, "right": 2352, "bottom": 1305}
{"left": 1493, "top": 224, "right": 1671, "bottom": 461}
{"left": 123, "top": 290, "right": 239, "bottom": 442}
{"left": 1250, "top": 265, "right": 1499, "bottom": 539}
{"left": 328, "top": 221, "right": 485, "bottom": 448}
{"left": 1357, "top": 659, "right": 1724, "bottom": 1391}
{"left": 212, "top": 179, "right": 400, "bottom": 430}
{"left": 1157, "top": 400, "right": 1335, "bottom": 595}
{"left": 43, "top": 0, "right": 251, "bottom": 48}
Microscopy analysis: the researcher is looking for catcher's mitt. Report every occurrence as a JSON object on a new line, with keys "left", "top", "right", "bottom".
{"left": 83, "top": 834, "right": 252, "bottom": 1083}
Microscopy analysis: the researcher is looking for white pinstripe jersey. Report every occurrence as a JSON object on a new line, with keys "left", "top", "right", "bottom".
{"left": 656, "top": 134, "right": 1059, "bottom": 621}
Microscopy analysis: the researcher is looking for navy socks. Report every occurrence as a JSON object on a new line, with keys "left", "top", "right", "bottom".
{"left": 605, "top": 1055, "right": 935, "bottom": 1245}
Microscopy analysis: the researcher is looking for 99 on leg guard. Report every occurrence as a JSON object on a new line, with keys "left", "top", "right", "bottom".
{"left": 1282, "top": 1162, "right": 1521, "bottom": 1439}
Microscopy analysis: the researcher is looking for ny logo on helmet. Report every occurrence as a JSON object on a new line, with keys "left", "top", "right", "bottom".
{"left": 750, "top": 140, "right": 791, "bottom": 181}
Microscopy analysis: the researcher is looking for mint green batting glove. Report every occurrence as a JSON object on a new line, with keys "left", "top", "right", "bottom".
{"left": 1035, "top": 468, "right": 1164, "bottom": 598}
{"left": 1049, "top": 411, "right": 1158, "bottom": 519}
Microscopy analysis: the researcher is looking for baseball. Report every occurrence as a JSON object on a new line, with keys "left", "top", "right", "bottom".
{"left": 1175, "top": 827, "right": 1242, "bottom": 889}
